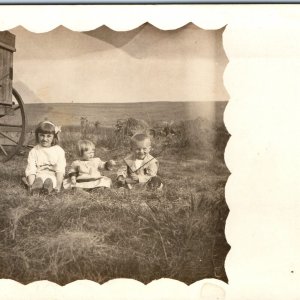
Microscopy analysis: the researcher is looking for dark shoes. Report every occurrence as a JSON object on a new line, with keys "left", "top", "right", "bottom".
{"left": 30, "top": 177, "right": 43, "bottom": 195}
{"left": 29, "top": 177, "right": 54, "bottom": 195}
{"left": 43, "top": 178, "right": 54, "bottom": 195}
{"left": 147, "top": 176, "right": 163, "bottom": 190}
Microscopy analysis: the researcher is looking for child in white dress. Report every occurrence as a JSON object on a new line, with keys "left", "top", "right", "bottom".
{"left": 25, "top": 121, "right": 66, "bottom": 195}
{"left": 63, "top": 140, "right": 115, "bottom": 190}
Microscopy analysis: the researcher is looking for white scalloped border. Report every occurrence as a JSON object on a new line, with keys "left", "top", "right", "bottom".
{"left": 0, "top": 5, "right": 232, "bottom": 32}
{"left": 0, "top": 4, "right": 300, "bottom": 300}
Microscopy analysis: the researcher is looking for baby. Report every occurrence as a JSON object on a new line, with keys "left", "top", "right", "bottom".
{"left": 63, "top": 139, "right": 115, "bottom": 190}
{"left": 116, "top": 133, "right": 163, "bottom": 189}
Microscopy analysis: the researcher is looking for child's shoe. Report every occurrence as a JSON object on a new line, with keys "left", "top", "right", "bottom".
{"left": 43, "top": 178, "right": 54, "bottom": 195}
{"left": 30, "top": 177, "right": 43, "bottom": 196}
{"left": 147, "top": 176, "right": 163, "bottom": 190}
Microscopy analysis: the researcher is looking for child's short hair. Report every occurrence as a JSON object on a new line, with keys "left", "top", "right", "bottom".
{"left": 130, "top": 133, "right": 151, "bottom": 147}
{"left": 77, "top": 140, "right": 95, "bottom": 157}
{"left": 35, "top": 121, "right": 59, "bottom": 145}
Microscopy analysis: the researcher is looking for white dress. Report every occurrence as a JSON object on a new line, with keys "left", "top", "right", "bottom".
{"left": 25, "top": 145, "right": 66, "bottom": 188}
{"left": 63, "top": 157, "right": 112, "bottom": 189}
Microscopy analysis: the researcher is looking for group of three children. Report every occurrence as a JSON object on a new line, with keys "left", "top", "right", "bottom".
{"left": 25, "top": 120, "right": 163, "bottom": 195}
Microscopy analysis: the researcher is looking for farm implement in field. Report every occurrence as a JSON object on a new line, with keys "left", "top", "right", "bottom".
{"left": 0, "top": 31, "right": 27, "bottom": 162}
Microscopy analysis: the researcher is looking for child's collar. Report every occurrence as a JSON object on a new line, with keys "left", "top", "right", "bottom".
{"left": 124, "top": 153, "right": 153, "bottom": 165}
{"left": 124, "top": 153, "right": 155, "bottom": 173}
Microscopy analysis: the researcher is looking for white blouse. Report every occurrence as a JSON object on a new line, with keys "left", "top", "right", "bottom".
{"left": 25, "top": 145, "right": 66, "bottom": 177}
{"left": 68, "top": 157, "right": 106, "bottom": 180}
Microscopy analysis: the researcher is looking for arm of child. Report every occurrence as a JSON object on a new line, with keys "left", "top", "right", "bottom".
{"left": 55, "top": 147, "right": 66, "bottom": 175}
{"left": 55, "top": 172, "right": 64, "bottom": 192}
{"left": 54, "top": 148, "right": 66, "bottom": 192}
{"left": 25, "top": 149, "right": 37, "bottom": 186}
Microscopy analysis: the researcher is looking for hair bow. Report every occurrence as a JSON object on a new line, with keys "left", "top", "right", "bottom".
{"left": 43, "top": 121, "right": 61, "bottom": 134}
{"left": 54, "top": 126, "right": 61, "bottom": 134}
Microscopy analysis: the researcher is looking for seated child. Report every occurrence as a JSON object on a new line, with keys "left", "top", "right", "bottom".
{"left": 116, "top": 133, "right": 163, "bottom": 189}
{"left": 63, "top": 139, "right": 115, "bottom": 190}
{"left": 25, "top": 120, "right": 66, "bottom": 195}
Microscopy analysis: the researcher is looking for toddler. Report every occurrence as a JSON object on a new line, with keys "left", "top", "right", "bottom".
{"left": 25, "top": 120, "right": 66, "bottom": 195}
{"left": 116, "top": 133, "right": 163, "bottom": 189}
{"left": 63, "top": 139, "right": 115, "bottom": 190}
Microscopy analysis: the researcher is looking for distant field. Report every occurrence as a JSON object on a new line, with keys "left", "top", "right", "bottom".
{"left": 24, "top": 101, "right": 227, "bottom": 127}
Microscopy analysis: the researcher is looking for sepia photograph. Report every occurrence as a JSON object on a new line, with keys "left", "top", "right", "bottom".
{"left": 0, "top": 22, "right": 230, "bottom": 285}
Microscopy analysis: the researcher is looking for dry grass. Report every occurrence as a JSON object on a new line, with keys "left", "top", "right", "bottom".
{"left": 0, "top": 121, "right": 230, "bottom": 285}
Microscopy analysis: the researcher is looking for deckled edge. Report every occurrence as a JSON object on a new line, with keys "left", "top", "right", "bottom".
{"left": 0, "top": 5, "right": 230, "bottom": 32}
{"left": 0, "top": 6, "right": 231, "bottom": 299}
{"left": 2, "top": 4, "right": 300, "bottom": 300}
{"left": 0, "top": 278, "right": 229, "bottom": 300}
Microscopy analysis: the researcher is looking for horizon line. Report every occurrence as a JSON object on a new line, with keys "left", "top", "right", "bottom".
{"left": 25, "top": 100, "right": 228, "bottom": 104}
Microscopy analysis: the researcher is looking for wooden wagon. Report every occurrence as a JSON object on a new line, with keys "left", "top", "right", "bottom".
{"left": 0, "top": 31, "right": 26, "bottom": 162}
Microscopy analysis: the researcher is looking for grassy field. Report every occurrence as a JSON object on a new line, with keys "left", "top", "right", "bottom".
{"left": 0, "top": 104, "right": 230, "bottom": 285}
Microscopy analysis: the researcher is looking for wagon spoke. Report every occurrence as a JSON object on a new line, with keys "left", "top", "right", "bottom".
{"left": 0, "top": 144, "right": 8, "bottom": 156}
{"left": 0, "top": 131, "right": 18, "bottom": 145}
{"left": 0, "top": 88, "right": 27, "bottom": 162}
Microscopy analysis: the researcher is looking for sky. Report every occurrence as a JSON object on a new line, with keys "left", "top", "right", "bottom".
{"left": 10, "top": 23, "right": 229, "bottom": 104}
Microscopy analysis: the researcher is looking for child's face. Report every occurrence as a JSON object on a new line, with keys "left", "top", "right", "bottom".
{"left": 82, "top": 147, "right": 95, "bottom": 161}
{"left": 131, "top": 139, "right": 151, "bottom": 160}
{"left": 38, "top": 133, "right": 54, "bottom": 148}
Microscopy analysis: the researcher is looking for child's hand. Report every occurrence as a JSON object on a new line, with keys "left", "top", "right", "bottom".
{"left": 106, "top": 160, "right": 116, "bottom": 171}
{"left": 125, "top": 173, "right": 139, "bottom": 184}
{"left": 117, "top": 175, "right": 126, "bottom": 184}
{"left": 130, "top": 173, "right": 139, "bottom": 182}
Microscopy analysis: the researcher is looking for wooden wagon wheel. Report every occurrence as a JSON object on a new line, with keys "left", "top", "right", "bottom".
{"left": 0, "top": 88, "right": 27, "bottom": 162}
